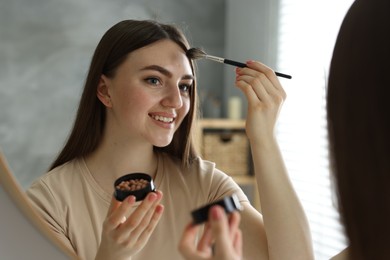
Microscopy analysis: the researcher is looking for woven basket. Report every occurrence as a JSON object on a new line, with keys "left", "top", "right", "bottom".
{"left": 202, "top": 130, "right": 251, "bottom": 175}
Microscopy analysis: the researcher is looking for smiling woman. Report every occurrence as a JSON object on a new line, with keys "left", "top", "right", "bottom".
{"left": 24, "top": 19, "right": 313, "bottom": 260}
{"left": 96, "top": 40, "right": 193, "bottom": 148}
{"left": 26, "top": 20, "right": 202, "bottom": 260}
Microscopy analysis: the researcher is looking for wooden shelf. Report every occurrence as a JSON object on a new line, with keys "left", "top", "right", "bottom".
{"left": 198, "top": 118, "right": 246, "bottom": 129}
{"left": 230, "top": 175, "right": 254, "bottom": 185}
{"left": 196, "top": 118, "right": 261, "bottom": 211}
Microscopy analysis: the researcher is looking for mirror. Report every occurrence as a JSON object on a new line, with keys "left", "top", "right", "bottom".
{"left": 0, "top": 150, "right": 76, "bottom": 259}
{"left": 0, "top": 0, "right": 353, "bottom": 259}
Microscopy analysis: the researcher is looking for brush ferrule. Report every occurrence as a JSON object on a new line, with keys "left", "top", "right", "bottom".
{"left": 205, "top": 55, "right": 224, "bottom": 63}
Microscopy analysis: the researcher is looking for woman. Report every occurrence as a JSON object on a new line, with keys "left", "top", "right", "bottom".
{"left": 327, "top": 0, "right": 390, "bottom": 259}
{"left": 27, "top": 20, "right": 313, "bottom": 259}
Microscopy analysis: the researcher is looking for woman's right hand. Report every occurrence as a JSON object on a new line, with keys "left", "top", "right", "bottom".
{"left": 179, "top": 205, "right": 242, "bottom": 260}
{"left": 95, "top": 190, "right": 164, "bottom": 260}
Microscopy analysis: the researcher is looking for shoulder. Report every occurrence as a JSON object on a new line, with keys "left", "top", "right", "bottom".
{"left": 27, "top": 158, "right": 85, "bottom": 200}
{"left": 159, "top": 152, "right": 248, "bottom": 203}
{"left": 190, "top": 156, "right": 217, "bottom": 174}
{"left": 167, "top": 153, "right": 243, "bottom": 192}
{"left": 161, "top": 153, "right": 222, "bottom": 178}
{"left": 31, "top": 159, "right": 82, "bottom": 186}
{"left": 190, "top": 156, "right": 236, "bottom": 184}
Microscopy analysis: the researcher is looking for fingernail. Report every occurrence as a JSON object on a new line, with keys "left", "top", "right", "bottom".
{"left": 211, "top": 206, "right": 222, "bottom": 220}
{"left": 148, "top": 192, "right": 157, "bottom": 202}
{"left": 127, "top": 195, "right": 135, "bottom": 204}
{"left": 156, "top": 204, "right": 164, "bottom": 214}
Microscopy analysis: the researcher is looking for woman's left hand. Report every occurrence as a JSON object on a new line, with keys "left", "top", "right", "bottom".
{"left": 235, "top": 61, "right": 286, "bottom": 146}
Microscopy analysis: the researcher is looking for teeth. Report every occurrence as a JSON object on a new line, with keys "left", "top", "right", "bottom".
{"left": 151, "top": 115, "right": 174, "bottom": 123}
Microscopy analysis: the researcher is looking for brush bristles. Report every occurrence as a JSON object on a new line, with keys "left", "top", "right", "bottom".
{"left": 186, "top": 47, "right": 207, "bottom": 60}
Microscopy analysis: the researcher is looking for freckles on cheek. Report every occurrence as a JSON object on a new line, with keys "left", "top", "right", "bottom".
{"left": 116, "top": 92, "right": 144, "bottom": 114}
{"left": 124, "top": 91, "right": 149, "bottom": 105}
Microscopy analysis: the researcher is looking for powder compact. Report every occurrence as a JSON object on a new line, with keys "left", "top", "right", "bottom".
{"left": 114, "top": 173, "right": 156, "bottom": 202}
{"left": 191, "top": 193, "right": 243, "bottom": 224}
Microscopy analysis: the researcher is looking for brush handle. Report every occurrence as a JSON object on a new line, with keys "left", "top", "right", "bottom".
{"left": 224, "top": 59, "right": 247, "bottom": 68}
{"left": 275, "top": 72, "right": 292, "bottom": 79}
{"left": 224, "top": 59, "right": 292, "bottom": 79}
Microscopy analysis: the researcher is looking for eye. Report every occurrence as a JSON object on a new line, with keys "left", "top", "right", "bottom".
{"left": 179, "top": 83, "right": 192, "bottom": 93}
{"left": 145, "top": 77, "right": 162, "bottom": 86}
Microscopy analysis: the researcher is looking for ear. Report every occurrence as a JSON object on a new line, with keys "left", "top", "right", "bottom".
{"left": 97, "top": 75, "right": 112, "bottom": 108}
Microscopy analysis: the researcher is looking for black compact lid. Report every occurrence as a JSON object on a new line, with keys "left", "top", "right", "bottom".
{"left": 191, "top": 193, "right": 242, "bottom": 224}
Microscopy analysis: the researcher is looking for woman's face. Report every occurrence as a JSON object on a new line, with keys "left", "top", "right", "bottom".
{"left": 99, "top": 39, "right": 193, "bottom": 147}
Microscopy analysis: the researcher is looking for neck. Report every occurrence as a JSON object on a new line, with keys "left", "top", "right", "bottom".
{"left": 85, "top": 137, "right": 158, "bottom": 192}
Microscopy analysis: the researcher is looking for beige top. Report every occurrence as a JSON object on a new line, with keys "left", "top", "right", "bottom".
{"left": 27, "top": 152, "right": 248, "bottom": 260}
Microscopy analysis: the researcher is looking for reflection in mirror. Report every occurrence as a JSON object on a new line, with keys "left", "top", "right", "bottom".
{"left": 1, "top": 0, "right": 355, "bottom": 259}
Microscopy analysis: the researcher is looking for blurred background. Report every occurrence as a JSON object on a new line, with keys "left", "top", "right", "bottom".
{"left": 0, "top": 0, "right": 353, "bottom": 258}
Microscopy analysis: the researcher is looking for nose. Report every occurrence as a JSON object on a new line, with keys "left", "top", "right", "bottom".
{"left": 161, "top": 85, "right": 183, "bottom": 108}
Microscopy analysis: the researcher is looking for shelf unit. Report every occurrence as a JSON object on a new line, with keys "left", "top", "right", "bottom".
{"left": 196, "top": 118, "right": 261, "bottom": 211}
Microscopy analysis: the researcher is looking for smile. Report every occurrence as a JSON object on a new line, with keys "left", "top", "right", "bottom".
{"left": 150, "top": 114, "right": 175, "bottom": 123}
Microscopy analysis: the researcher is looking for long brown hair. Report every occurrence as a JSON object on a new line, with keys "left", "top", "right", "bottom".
{"left": 50, "top": 20, "right": 199, "bottom": 170}
{"left": 327, "top": 0, "right": 390, "bottom": 259}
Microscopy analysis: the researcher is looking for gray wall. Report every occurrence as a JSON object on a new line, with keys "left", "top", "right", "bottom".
{"left": 223, "top": 0, "right": 279, "bottom": 117}
{"left": 0, "top": 0, "right": 276, "bottom": 188}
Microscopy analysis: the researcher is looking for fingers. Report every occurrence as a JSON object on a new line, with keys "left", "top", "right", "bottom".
{"left": 236, "top": 74, "right": 269, "bottom": 105}
{"left": 229, "top": 212, "right": 242, "bottom": 256}
{"left": 178, "top": 206, "right": 243, "bottom": 260}
{"left": 209, "top": 206, "right": 243, "bottom": 259}
{"left": 246, "top": 60, "right": 284, "bottom": 91}
{"left": 235, "top": 60, "right": 286, "bottom": 105}
{"left": 105, "top": 195, "right": 137, "bottom": 231}
{"left": 235, "top": 60, "right": 286, "bottom": 143}
{"left": 233, "top": 229, "right": 243, "bottom": 257}
{"left": 135, "top": 203, "right": 164, "bottom": 243}
{"left": 178, "top": 223, "right": 207, "bottom": 260}
{"left": 102, "top": 190, "right": 164, "bottom": 251}
{"left": 196, "top": 223, "right": 213, "bottom": 254}
{"left": 118, "top": 191, "right": 163, "bottom": 243}
{"left": 228, "top": 211, "right": 241, "bottom": 241}
{"left": 209, "top": 206, "right": 230, "bottom": 245}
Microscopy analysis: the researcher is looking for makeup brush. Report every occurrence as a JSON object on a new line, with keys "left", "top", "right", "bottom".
{"left": 186, "top": 47, "right": 292, "bottom": 79}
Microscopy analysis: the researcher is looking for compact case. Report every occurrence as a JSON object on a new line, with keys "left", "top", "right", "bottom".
{"left": 191, "top": 193, "right": 243, "bottom": 224}
{"left": 114, "top": 173, "right": 156, "bottom": 202}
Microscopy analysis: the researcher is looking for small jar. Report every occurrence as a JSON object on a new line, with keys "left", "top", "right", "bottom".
{"left": 114, "top": 173, "right": 156, "bottom": 202}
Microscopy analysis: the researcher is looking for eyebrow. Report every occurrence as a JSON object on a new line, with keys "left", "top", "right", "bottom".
{"left": 140, "top": 65, "right": 194, "bottom": 80}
